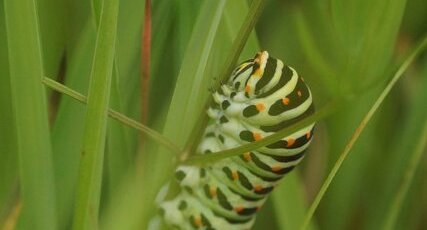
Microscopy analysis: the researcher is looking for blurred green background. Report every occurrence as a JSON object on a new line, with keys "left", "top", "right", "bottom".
{"left": 0, "top": 0, "right": 426, "bottom": 229}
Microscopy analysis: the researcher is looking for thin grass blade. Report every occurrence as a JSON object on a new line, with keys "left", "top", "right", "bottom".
{"left": 43, "top": 77, "right": 181, "bottom": 155}
{"left": 72, "top": 0, "right": 119, "bottom": 228}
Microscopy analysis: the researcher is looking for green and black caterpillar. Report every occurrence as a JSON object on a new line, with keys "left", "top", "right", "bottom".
{"left": 157, "top": 51, "right": 315, "bottom": 229}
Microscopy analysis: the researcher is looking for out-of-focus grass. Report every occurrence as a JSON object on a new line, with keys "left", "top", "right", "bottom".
{"left": 1, "top": 0, "right": 427, "bottom": 229}
{"left": 0, "top": 1, "right": 18, "bottom": 226}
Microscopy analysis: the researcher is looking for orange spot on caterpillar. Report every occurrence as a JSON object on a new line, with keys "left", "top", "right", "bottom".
{"left": 297, "top": 90, "right": 302, "bottom": 97}
{"left": 306, "top": 132, "right": 311, "bottom": 139}
{"left": 243, "top": 152, "right": 252, "bottom": 161}
{"left": 286, "top": 138, "right": 295, "bottom": 147}
{"left": 209, "top": 186, "right": 217, "bottom": 198}
{"left": 282, "top": 97, "right": 290, "bottom": 105}
{"left": 271, "top": 166, "right": 282, "bottom": 172}
{"left": 234, "top": 206, "right": 244, "bottom": 213}
{"left": 254, "top": 68, "right": 262, "bottom": 77}
{"left": 245, "top": 85, "right": 251, "bottom": 93}
{"left": 254, "top": 185, "right": 263, "bottom": 192}
{"left": 232, "top": 171, "right": 239, "bottom": 181}
{"left": 253, "top": 132, "right": 262, "bottom": 141}
{"left": 255, "top": 103, "right": 265, "bottom": 111}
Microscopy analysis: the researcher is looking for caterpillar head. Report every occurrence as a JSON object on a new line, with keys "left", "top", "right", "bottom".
{"left": 229, "top": 51, "right": 270, "bottom": 98}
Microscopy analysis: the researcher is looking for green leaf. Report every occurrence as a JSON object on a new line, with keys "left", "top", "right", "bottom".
{"left": 0, "top": 1, "right": 18, "bottom": 224}
{"left": 72, "top": 0, "right": 119, "bottom": 228}
{"left": 3, "top": 0, "right": 56, "bottom": 228}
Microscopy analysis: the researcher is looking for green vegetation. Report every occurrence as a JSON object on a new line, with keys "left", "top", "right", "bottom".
{"left": 0, "top": 0, "right": 426, "bottom": 229}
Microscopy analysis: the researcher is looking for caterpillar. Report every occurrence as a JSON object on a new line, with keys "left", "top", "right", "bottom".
{"left": 157, "top": 51, "right": 315, "bottom": 230}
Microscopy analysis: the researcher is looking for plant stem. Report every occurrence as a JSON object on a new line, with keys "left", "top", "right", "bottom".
{"left": 42, "top": 77, "right": 182, "bottom": 155}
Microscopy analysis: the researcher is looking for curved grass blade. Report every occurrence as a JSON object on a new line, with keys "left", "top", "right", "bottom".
{"left": 4, "top": 0, "right": 57, "bottom": 228}
{"left": 300, "top": 35, "right": 427, "bottom": 230}
{"left": 71, "top": 0, "right": 119, "bottom": 228}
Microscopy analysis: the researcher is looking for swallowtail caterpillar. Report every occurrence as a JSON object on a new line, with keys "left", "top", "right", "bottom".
{"left": 158, "top": 51, "right": 315, "bottom": 229}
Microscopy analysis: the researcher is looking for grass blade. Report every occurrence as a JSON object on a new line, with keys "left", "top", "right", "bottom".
{"left": 300, "top": 35, "right": 427, "bottom": 230}
{"left": 162, "top": 0, "right": 226, "bottom": 148}
{"left": 71, "top": 0, "right": 119, "bottom": 228}
{"left": 0, "top": 1, "right": 18, "bottom": 225}
{"left": 3, "top": 0, "right": 56, "bottom": 228}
